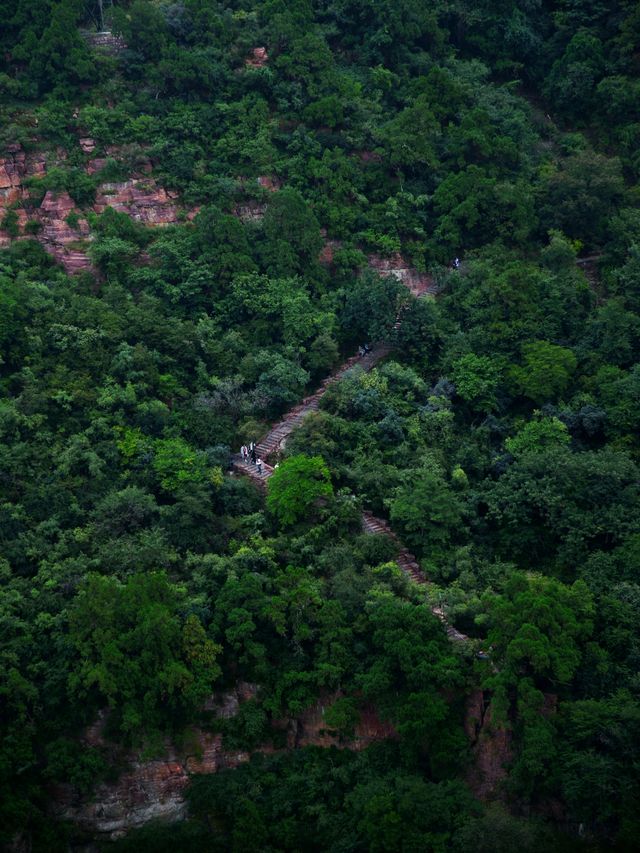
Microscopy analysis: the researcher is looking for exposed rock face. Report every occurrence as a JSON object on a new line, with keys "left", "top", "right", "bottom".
{"left": 37, "top": 190, "right": 92, "bottom": 273}
{"left": 0, "top": 145, "right": 46, "bottom": 207}
{"left": 257, "top": 175, "right": 282, "bottom": 192}
{"left": 285, "top": 695, "right": 396, "bottom": 750}
{"left": 86, "top": 157, "right": 109, "bottom": 175}
{"left": 52, "top": 686, "right": 396, "bottom": 840}
{"left": 0, "top": 145, "right": 93, "bottom": 272}
{"left": 231, "top": 176, "right": 280, "bottom": 222}
{"left": 103, "top": 145, "right": 154, "bottom": 174}
{"left": 246, "top": 46, "right": 268, "bottom": 68}
{"left": 0, "top": 143, "right": 189, "bottom": 272}
{"left": 319, "top": 238, "right": 343, "bottom": 265}
{"left": 233, "top": 200, "right": 267, "bottom": 222}
{"left": 94, "top": 179, "right": 179, "bottom": 226}
{"left": 465, "top": 690, "right": 512, "bottom": 801}
{"left": 357, "top": 150, "right": 383, "bottom": 163}
{"left": 368, "top": 252, "right": 436, "bottom": 297}
{"left": 81, "top": 30, "right": 127, "bottom": 53}
{"left": 0, "top": 146, "right": 91, "bottom": 272}
{"left": 52, "top": 732, "right": 251, "bottom": 839}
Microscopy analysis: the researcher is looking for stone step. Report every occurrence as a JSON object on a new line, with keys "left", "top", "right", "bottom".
{"left": 232, "top": 341, "right": 473, "bottom": 647}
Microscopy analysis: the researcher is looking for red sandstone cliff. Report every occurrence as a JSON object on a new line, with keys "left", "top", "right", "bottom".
{"left": 50, "top": 686, "right": 396, "bottom": 840}
{"left": 0, "top": 143, "right": 187, "bottom": 273}
{"left": 368, "top": 252, "right": 436, "bottom": 297}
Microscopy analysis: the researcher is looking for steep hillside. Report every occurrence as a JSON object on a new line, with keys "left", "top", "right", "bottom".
{"left": 1, "top": 2, "right": 640, "bottom": 851}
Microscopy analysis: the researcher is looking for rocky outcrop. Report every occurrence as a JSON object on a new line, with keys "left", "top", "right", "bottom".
{"left": 233, "top": 199, "right": 267, "bottom": 222}
{"left": 368, "top": 252, "right": 436, "bottom": 297}
{"left": 0, "top": 144, "right": 93, "bottom": 271}
{"left": 0, "top": 143, "right": 189, "bottom": 271}
{"left": 37, "top": 190, "right": 92, "bottom": 273}
{"left": 319, "top": 238, "right": 343, "bottom": 265}
{"left": 257, "top": 175, "right": 282, "bottom": 192}
{"left": 284, "top": 695, "right": 396, "bottom": 750}
{"left": 52, "top": 687, "right": 395, "bottom": 840}
{"left": 246, "top": 47, "right": 268, "bottom": 68}
{"left": 94, "top": 179, "right": 179, "bottom": 226}
{"left": 81, "top": 30, "right": 127, "bottom": 53}
{"left": 231, "top": 176, "right": 281, "bottom": 221}
{"left": 0, "top": 146, "right": 91, "bottom": 271}
{"left": 0, "top": 144, "right": 46, "bottom": 207}
{"left": 465, "top": 690, "right": 512, "bottom": 801}
{"left": 357, "top": 150, "right": 383, "bottom": 163}
{"left": 52, "top": 731, "right": 250, "bottom": 839}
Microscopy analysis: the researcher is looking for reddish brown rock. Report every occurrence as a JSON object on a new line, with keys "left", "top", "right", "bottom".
{"left": 1, "top": 148, "right": 28, "bottom": 205}
{"left": 233, "top": 200, "right": 267, "bottom": 222}
{"left": 277, "top": 693, "right": 396, "bottom": 751}
{"left": 0, "top": 144, "right": 186, "bottom": 273}
{"left": 246, "top": 46, "right": 268, "bottom": 68}
{"left": 52, "top": 754, "right": 192, "bottom": 838}
{"left": 0, "top": 146, "right": 46, "bottom": 210}
{"left": 52, "top": 687, "right": 395, "bottom": 840}
{"left": 36, "top": 190, "right": 93, "bottom": 273}
{"left": 257, "top": 175, "right": 282, "bottom": 192}
{"left": 319, "top": 238, "right": 343, "bottom": 265}
{"left": 82, "top": 30, "right": 127, "bottom": 53}
{"left": 87, "top": 146, "right": 153, "bottom": 177}
{"left": 357, "top": 150, "right": 383, "bottom": 163}
{"left": 94, "top": 179, "right": 179, "bottom": 225}
{"left": 465, "top": 690, "right": 512, "bottom": 801}
{"left": 368, "top": 252, "right": 436, "bottom": 297}
{"left": 86, "top": 157, "right": 109, "bottom": 175}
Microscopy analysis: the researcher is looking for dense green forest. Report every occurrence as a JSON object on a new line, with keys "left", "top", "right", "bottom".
{"left": 1, "top": 0, "right": 640, "bottom": 850}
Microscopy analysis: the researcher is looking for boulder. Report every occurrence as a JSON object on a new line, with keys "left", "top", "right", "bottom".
{"left": 368, "top": 252, "right": 436, "bottom": 297}
{"left": 246, "top": 46, "right": 268, "bottom": 68}
{"left": 94, "top": 179, "right": 179, "bottom": 225}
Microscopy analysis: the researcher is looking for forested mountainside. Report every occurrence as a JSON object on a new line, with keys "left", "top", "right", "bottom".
{"left": 1, "top": 1, "right": 640, "bottom": 850}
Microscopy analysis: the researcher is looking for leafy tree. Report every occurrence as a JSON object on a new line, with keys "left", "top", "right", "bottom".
{"left": 152, "top": 437, "right": 222, "bottom": 493}
{"left": 540, "top": 151, "right": 625, "bottom": 247}
{"left": 262, "top": 188, "right": 323, "bottom": 276}
{"left": 69, "top": 572, "right": 221, "bottom": 740}
{"left": 505, "top": 415, "right": 570, "bottom": 457}
{"left": 389, "top": 466, "right": 465, "bottom": 561}
{"left": 341, "top": 270, "right": 404, "bottom": 344}
{"left": 483, "top": 573, "right": 594, "bottom": 688}
{"left": 266, "top": 455, "right": 333, "bottom": 527}
{"left": 509, "top": 340, "right": 577, "bottom": 404}
{"left": 483, "top": 446, "right": 640, "bottom": 570}
{"left": 544, "top": 31, "right": 605, "bottom": 119}
{"left": 450, "top": 353, "right": 502, "bottom": 413}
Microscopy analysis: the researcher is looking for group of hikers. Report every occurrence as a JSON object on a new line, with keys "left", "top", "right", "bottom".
{"left": 240, "top": 441, "right": 263, "bottom": 474}
{"left": 239, "top": 341, "right": 375, "bottom": 476}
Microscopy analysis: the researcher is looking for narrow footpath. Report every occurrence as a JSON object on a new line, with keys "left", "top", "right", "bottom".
{"left": 231, "top": 337, "right": 469, "bottom": 643}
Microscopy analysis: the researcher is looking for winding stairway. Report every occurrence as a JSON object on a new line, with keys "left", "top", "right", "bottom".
{"left": 256, "top": 344, "right": 391, "bottom": 461}
{"left": 230, "top": 336, "right": 470, "bottom": 643}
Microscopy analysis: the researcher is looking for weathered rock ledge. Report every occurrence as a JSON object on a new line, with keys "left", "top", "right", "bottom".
{"left": 50, "top": 685, "right": 396, "bottom": 840}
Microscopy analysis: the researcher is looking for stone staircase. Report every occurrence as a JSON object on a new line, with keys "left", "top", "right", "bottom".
{"left": 361, "top": 511, "right": 426, "bottom": 584}
{"left": 231, "top": 343, "right": 471, "bottom": 644}
{"left": 255, "top": 344, "right": 391, "bottom": 462}
{"left": 231, "top": 456, "right": 274, "bottom": 489}
{"left": 362, "top": 512, "right": 468, "bottom": 641}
